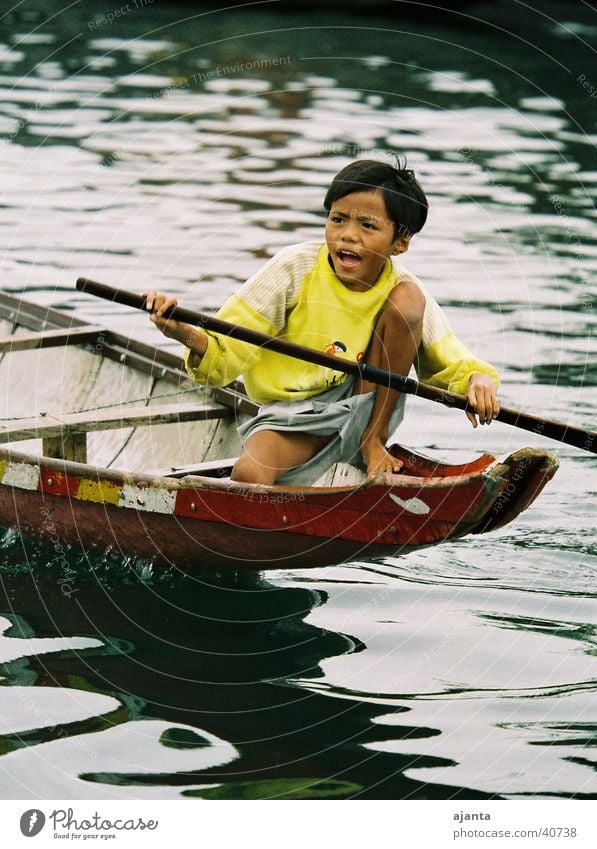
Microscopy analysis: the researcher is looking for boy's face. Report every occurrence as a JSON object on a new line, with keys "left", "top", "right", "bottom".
{"left": 325, "top": 189, "right": 409, "bottom": 291}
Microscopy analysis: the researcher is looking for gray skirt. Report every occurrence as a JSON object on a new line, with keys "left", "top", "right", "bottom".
{"left": 237, "top": 376, "right": 407, "bottom": 486}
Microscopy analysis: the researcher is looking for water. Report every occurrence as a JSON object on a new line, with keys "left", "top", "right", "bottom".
{"left": 0, "top": 0, "right": 595, "bottom": 799}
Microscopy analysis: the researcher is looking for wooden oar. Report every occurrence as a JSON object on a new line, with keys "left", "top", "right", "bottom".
{"left": 76, "top": 277, "right": 596, "bottom": 455}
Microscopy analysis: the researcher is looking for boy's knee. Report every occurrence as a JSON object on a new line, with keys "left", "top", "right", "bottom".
{"left": 231, "top": 456, "right": 256, "bottom": 482}
{"left": 231, "top": 456, "right": 274, "bottom": 486}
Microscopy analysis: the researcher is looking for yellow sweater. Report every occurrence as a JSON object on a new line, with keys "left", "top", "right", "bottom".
{"left": 185, "top": 242, "right": 499, "bottom": 404}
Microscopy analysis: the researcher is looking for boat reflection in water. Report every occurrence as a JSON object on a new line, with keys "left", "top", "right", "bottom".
{"left": 0, "top": 542, "right": 488, "bottom": 800}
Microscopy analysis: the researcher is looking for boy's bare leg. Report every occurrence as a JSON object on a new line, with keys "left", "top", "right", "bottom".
{"left": 355, "top": 281, "right": 425, "bottom": 476}
{"left": 231, "top": 430, "right": 331, "bottom": 485}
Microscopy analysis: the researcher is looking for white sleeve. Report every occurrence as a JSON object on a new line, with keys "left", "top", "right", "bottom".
{"left": 237, "top": 241, "right": 320, "bottom": 332}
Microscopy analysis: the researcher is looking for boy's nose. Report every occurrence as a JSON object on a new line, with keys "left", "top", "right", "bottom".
{"left": 341, "top": 219, "right": 359, "bottom": 241}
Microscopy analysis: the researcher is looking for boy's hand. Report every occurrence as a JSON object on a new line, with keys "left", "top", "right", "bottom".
{"left": 143, "top": 290, "right": 208, "bottom": 366}
{"left": 143, "top": 289, "right": 181, "bottom": 340}
{"left": 465, "top": 373, "right": 500, "bottom": 427}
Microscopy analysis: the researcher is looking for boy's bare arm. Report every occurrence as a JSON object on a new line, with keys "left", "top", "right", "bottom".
{"left": 143, "top": 289, "right": 208, "bottom": 367}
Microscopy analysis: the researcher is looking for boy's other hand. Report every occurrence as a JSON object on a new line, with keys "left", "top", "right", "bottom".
{"left": 465, "top": 373, "right": 500, "bottom": 427}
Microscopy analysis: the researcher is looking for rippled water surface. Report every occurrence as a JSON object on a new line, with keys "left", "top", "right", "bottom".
{"left": 0, "top": 0, "right": 595, "bottom": 799}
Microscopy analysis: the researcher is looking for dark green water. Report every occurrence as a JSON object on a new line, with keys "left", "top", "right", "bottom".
{"left": 0, "top": 0, "right": 595, "bottom": 799}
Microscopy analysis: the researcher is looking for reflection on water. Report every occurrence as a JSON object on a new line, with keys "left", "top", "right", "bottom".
{"left": 0, "top": 0, "right": 595, "bottom": 799}
{"left": 0, "top": 551, "right": 389, "bottom": 800}
{"left": 1, "top": 525, "right": 595, "bottom": 799}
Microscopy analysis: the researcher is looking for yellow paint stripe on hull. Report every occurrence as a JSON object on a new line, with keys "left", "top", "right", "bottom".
{"left": 76, "top": 478, "right": 121, "bottom": 506}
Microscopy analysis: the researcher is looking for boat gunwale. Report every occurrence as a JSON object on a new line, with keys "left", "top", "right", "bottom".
{"left": 0, "top": 444, "right": 518, "bottom": 499}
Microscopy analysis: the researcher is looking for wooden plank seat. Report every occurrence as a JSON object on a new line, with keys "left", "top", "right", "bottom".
{"left": 0, "top": 326, "right": 106, "bottom": 352}
{"left": 163, "top": 457, "right": 238, "bottom": 479}
{"left": 0, "top": 402, "right": 231, "bottom": 463}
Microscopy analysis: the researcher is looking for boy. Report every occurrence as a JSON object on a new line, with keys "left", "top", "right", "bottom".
{"left": 145, "top": 158, "right": 500, "bottom": 485}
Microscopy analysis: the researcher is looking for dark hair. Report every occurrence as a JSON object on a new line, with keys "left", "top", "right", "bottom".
{"left": 323, "top": 157, "right": 428, "bottom": 238}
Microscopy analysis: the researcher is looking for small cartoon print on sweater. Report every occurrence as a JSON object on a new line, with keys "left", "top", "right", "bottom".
{"left": 324, "top": 341, "right": 347, "bottom": 357}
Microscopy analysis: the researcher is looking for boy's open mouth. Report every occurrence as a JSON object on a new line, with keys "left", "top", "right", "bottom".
{"left": 336, "top": 249, "right": 361, "bottom": 270}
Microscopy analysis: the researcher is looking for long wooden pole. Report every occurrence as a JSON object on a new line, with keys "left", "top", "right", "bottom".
{"left": 76, "top": 277, "right": 596, "bottom": 454}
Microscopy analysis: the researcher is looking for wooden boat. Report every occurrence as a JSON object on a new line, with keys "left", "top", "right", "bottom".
{"left": 0, "top": 292, "right": 558, "bottom": 570}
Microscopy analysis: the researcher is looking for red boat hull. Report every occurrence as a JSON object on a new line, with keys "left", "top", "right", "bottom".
{"left": 0, "top": 446, "right": 559, "bottom": 569}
